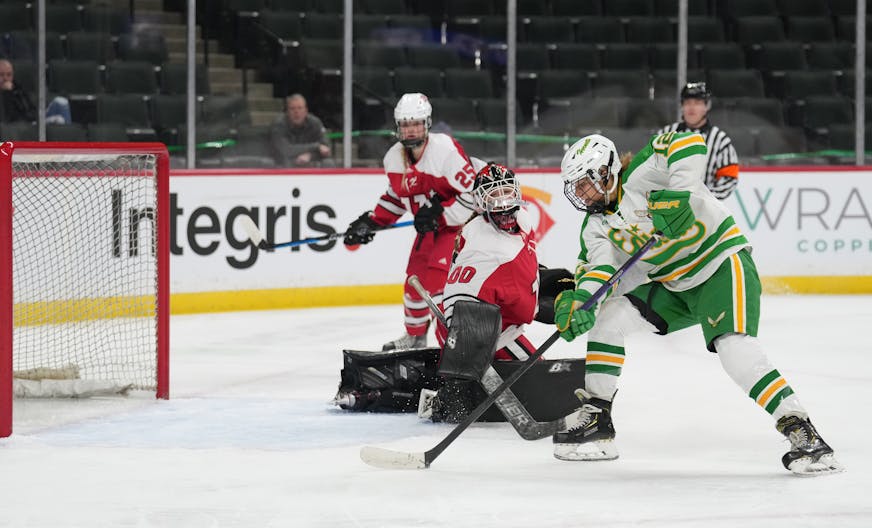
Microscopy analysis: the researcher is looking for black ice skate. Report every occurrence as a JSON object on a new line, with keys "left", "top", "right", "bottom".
{"left": 553, "top": 389, "right": 618, "bottom": 461}
{"left": 382, "top": 333, "right": 428, "bottom": 351}
{"left": 776, "top": 415, "right": 844, "bottom": 476}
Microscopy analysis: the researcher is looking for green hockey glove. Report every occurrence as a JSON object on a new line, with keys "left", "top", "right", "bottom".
{"left": 647, "top": 189, "right": 695, "bottom": 239}
{"left": 554, "top": 289, "right": 597, "bottom": 342}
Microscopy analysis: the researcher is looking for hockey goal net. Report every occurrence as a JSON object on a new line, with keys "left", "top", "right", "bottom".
{"left": 0, "top": 142, "right": 169, "bottom": 437}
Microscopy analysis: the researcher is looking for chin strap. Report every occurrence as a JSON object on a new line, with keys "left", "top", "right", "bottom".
{"left": 400, "top": 135, "right": 426, "bottom": 148}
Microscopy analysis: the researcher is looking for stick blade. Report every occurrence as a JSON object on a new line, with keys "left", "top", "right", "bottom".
{"left": 360, "top": 446, "right": 429, "bottom": 470}
{"left": 237, "top": 215, "right": 265, "bottom": 247}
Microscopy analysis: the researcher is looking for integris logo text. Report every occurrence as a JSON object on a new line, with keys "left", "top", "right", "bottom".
{"left": 111, "top": 187, "right": 338, "bottom": 269}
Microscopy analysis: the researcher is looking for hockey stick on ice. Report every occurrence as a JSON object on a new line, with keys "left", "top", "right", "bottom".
{"left": 237, "top": 216, "right": 414, "bottom": 250}
{"left": 407, "top": 276, "right": 563, "bottom": 440}
{"left": 360, "top": 233, "right": 662, "bottom": 469}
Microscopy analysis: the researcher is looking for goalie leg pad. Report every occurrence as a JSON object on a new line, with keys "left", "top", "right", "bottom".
{"left": 439, "top": 300, "right": 501, "bottom": 381}
{"left": 422, "top": 358, "right": 588, "bottom": 423}
{"left": 335, "top": 348, "right": 442, "bottom": 412}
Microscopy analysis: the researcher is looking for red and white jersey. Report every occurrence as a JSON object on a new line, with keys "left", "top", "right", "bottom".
{"left": 440, "top": 208, "right": 539, "bottom": 349}
{"left": 371, "top": 133, "right": 477, "bottom": 227}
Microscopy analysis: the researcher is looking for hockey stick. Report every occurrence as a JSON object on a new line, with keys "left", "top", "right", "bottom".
{"left": 237, "top": 216, "right": 414, "bottom": 250}
{"left": 407, "top": 275, "right": 563, "bottom": 441}
{"left": 360, "top": 233, "right": 662, "bottom": 469}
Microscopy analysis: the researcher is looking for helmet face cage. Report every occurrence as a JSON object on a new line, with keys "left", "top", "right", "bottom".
{"left": 563, "top": 166, "right": 612, "bottom": 214}
{"left": 394, "top": 93, "right": 432, "bottom": 147}
{"left": 473, "top": 164, "right": 523, "bottom": 231}
{"left": 561, "top": 135, "right": 620, "bottom": 213}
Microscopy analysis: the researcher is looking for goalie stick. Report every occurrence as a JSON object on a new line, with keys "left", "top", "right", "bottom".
{"left": 237, "top": 216, "right": 414, "bottom": 250}
{"left": 360, "top": 233, "right": 662, "bottom": 469}
{"left": 406, "top": 275, "right": 565, "bottom": 441}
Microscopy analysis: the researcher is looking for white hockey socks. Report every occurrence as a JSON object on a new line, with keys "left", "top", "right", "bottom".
{"left": 714, "top": 333, "right": 807, "bottom": 421}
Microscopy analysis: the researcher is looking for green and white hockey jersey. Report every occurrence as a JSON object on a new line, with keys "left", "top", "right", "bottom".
{"left": 575, "top": 131, "right": 750, "bottom": 296}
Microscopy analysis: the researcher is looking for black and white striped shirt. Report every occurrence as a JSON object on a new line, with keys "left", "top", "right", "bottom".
{"left": 655, "top": 120, "right": 740, "bottom": 200}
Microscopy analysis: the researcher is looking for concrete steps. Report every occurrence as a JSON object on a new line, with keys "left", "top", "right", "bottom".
{"left": 251, "top": 110, "right": 279, "bottom": 126}
{"left": 208, "top": 81, "right": 272, "bottom": 97}
{"left": 132, "top": 1, "right": 285, "bottom": 128}
{"left": 133, "top": 22, "right": 196, "bottom": 40}
{"left": 247, "top": 97, "right": 282, "bottom": 112}
{"left": 167, "top": 52, "right": 235, "bottom": 68}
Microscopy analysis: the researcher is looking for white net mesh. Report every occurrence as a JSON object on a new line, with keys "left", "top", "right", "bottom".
{"left": 12, "top": 153, "right": 159, "bottom": 392}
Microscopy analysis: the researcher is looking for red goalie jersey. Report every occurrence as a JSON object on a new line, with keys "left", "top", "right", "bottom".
{"left": 438, "top": 208, "right": 540, "bottom": 360}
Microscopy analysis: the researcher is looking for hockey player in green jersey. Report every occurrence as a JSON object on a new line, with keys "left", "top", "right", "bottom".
{"left": 552, "top": 132, "right": 843, "bottom": 476}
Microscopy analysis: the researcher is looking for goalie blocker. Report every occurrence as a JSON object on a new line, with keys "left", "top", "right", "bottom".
{"left": 440, "top": 301, "right": 500, "bottom": 381}
{"left": 335, "top": 348, "right": 586, "bottom": 422}
{"left": 335, "top": 300, "right": 585, "bottom": 422}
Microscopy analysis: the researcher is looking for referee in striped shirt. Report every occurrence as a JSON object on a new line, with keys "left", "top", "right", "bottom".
{"left": 655, "top": 82, "right": 739, "bottom": 200}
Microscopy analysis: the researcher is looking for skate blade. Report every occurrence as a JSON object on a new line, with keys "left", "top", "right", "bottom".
{"left": 554, "top": 440, "right": 619, "bottom": 461}
{"left": 788, "top": 453, "right": 845, "bottom": 477}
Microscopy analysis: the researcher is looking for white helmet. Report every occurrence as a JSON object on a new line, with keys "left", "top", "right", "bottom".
{"left": 560, "top": 134, "right": 620, "bottom": 213}
{"left": 394, "top": 93, "right": 432, "bottom": 147}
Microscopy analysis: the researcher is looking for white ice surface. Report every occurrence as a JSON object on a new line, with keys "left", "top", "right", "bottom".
{"left": 2, "top": 295, "right": 871, "bottom": 527}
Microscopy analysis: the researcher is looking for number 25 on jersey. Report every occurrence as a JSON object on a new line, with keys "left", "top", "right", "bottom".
{"left": 454, "top": 163, "right": 475, "bottom": 188}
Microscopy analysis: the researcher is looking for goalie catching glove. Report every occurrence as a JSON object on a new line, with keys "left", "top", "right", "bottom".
{"left": 344, "top": 211, "right": 379, "bottom": 245}
{"left": 554, "top": 289, "right": 597, "bottom": 342}
{"left": 413, "top": 195, "right": 443, "bottom": 234}
{"left": 647, "top": 189, "right": 695, "bottom": 239}
{"left": 535, "top": 266, "right": 575, "bottom": 324}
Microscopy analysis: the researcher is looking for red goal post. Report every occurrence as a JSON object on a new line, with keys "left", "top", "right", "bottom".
{"left": 0, "top": 142, "right": 170, "bottom": 437}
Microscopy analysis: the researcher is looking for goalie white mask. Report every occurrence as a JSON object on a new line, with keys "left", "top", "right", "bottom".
{"left": 560, "top": 134, "right": 620, "bottom": 214}
{"left": 394, "top": 92, "right": 432, "bottom": 148}
{"left": 473, "top": 163, "right": 523, "bottom": 232}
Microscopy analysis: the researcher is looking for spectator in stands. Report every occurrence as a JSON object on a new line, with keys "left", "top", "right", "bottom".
{"left": 269, "top": 94, "right": 333, "bottom": 167}
{"left": 656, "top": 82, "right": 739, "bottom": 200}
{"left": 0, "top": 59, "right": 71, "bottom": 125}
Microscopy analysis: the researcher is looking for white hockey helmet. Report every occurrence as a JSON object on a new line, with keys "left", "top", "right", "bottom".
{"left": 560, "top": 134, "right": 621, "bottom": 213}
{"left": 394, "top": 93, "right": 432, "bottom": 147}
{"left": 473, "top": 163, "right": 523, "bottom": 231}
